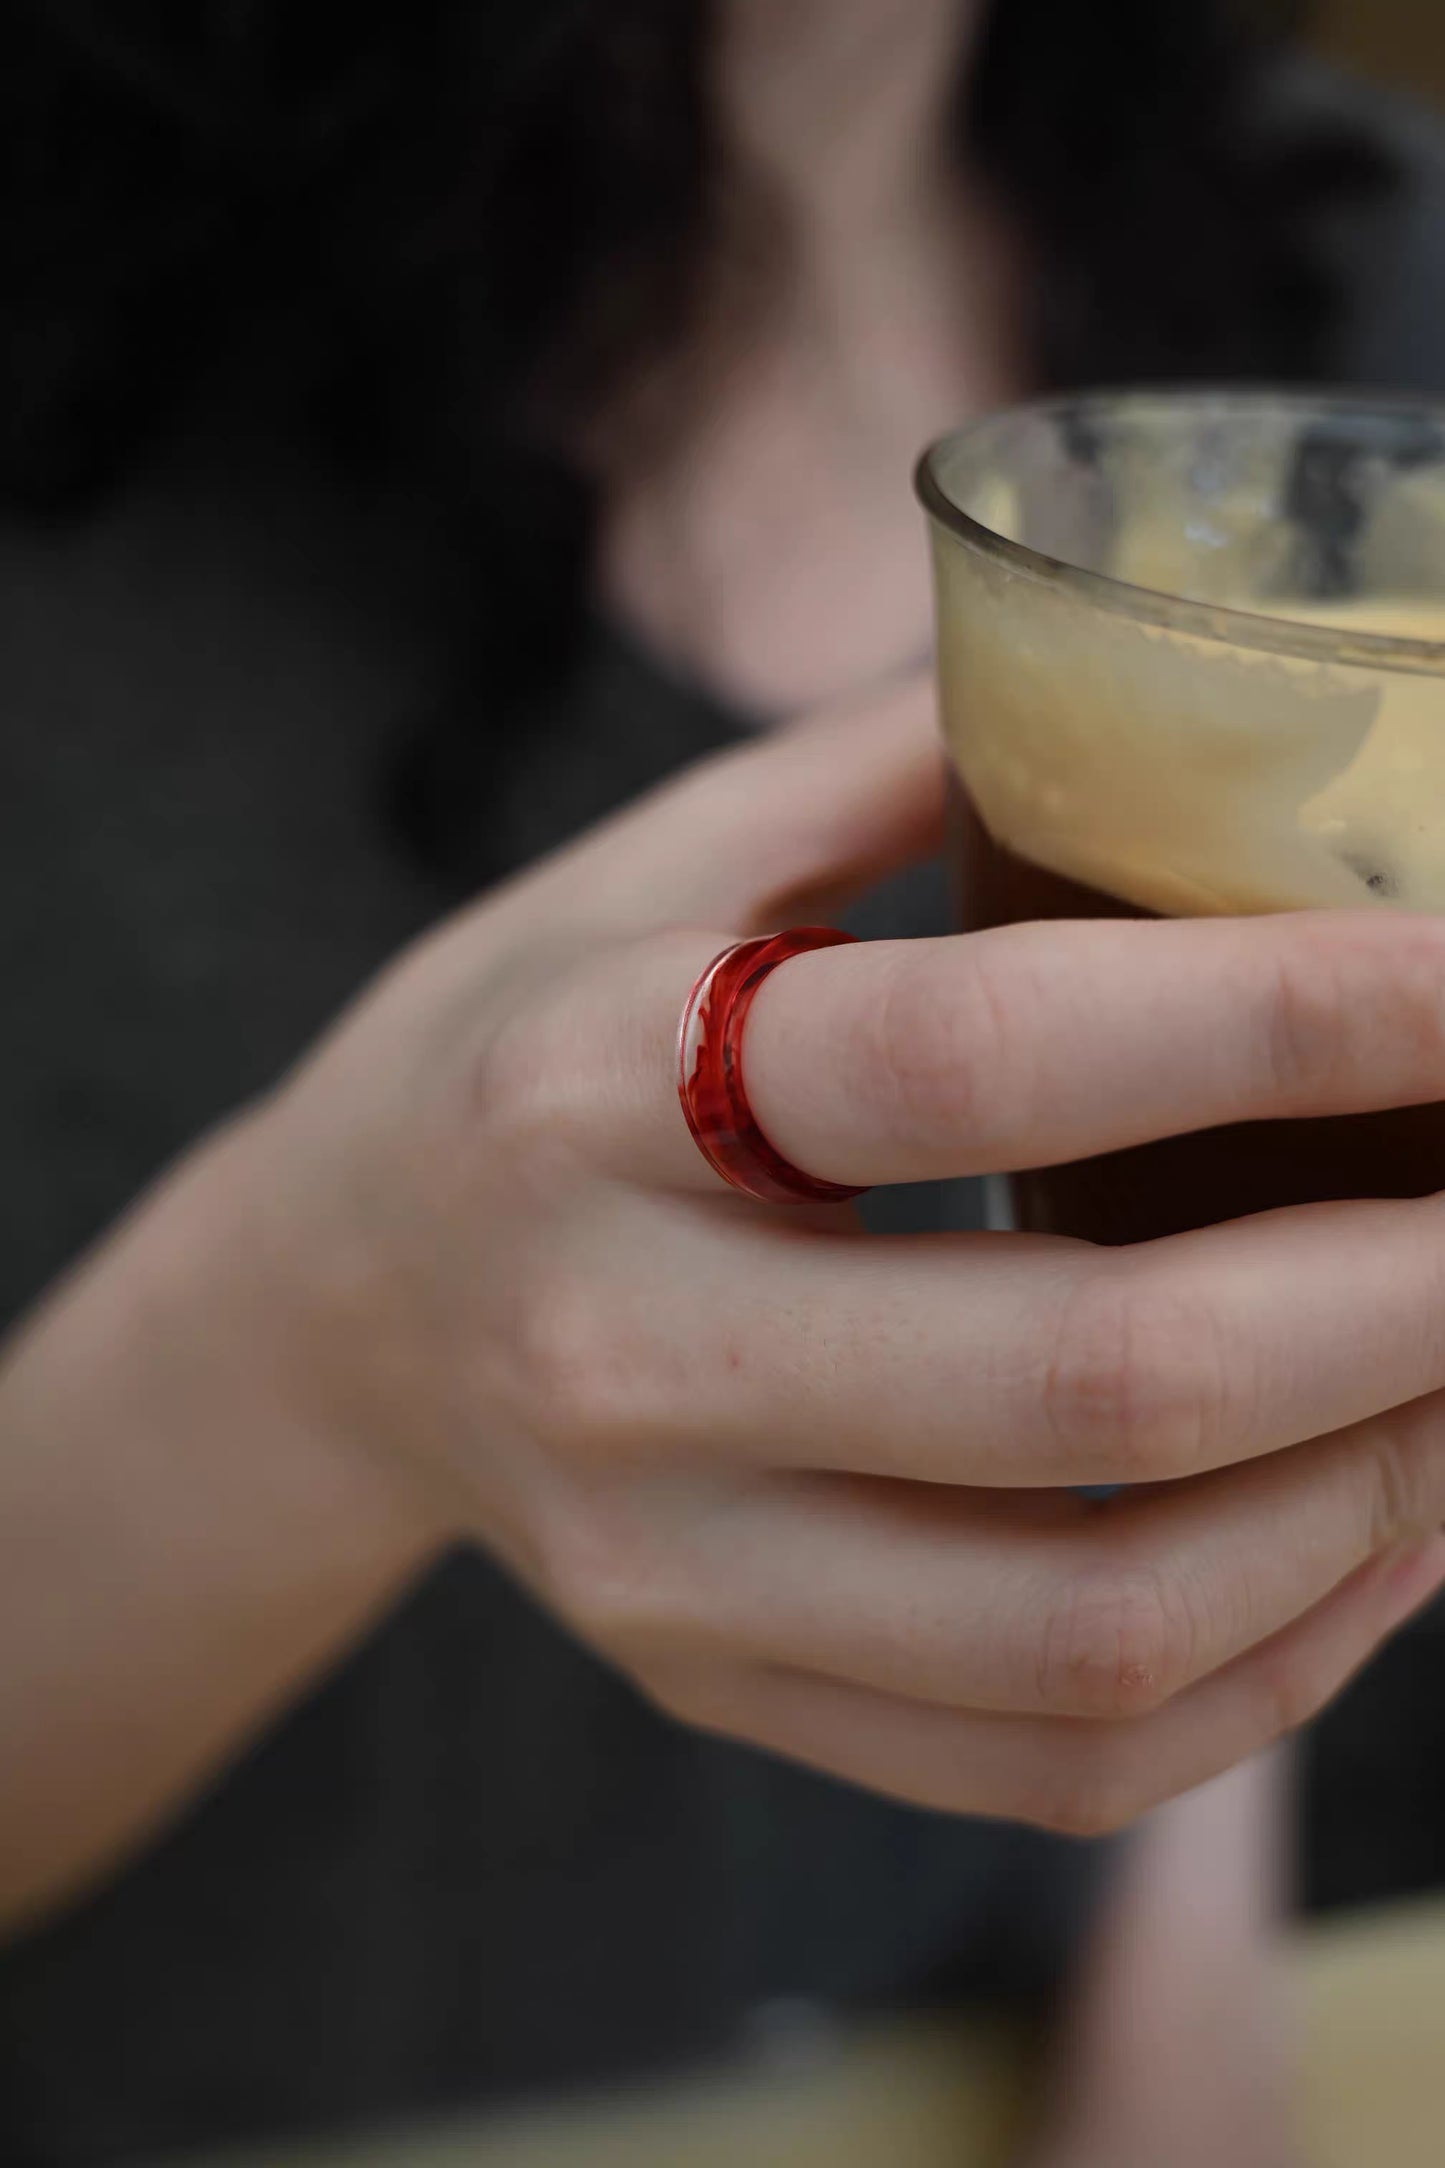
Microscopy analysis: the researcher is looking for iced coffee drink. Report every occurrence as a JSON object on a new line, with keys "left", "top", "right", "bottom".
{"left": 918, "top": 391, "right": 1445, "bottom": 1242}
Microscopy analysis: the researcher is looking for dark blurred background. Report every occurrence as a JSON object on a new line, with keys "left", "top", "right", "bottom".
{"left": 1315, "top": 0, "right": 1445, "bottom": 106}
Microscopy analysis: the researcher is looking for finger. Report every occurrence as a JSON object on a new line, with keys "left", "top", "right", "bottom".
{"left": 658, "top": 1384, "right": 1445, "bottom": 1718}
{"left": 666, "top": 1534, "right": 1445, "bottom": 1833}
{"left": 584, "top": 1194, "right": 1445, "bottom": 1487}
{"left": 559, "top": 891, "right": 1445, "bottom": 1203}
{"left": 728, "top": 909, "right": 1445, "bottom": 1189}
{"left": 513, "top": 672, "right": 945, "bottom": 939}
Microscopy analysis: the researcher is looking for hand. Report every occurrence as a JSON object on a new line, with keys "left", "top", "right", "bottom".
{"left": 239, "top": 672, "right": 1445, "bottom": 1836}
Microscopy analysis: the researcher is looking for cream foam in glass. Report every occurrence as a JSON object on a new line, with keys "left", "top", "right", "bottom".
{"left": 918, "top": 389, "right": 1445, "bottom": 1242}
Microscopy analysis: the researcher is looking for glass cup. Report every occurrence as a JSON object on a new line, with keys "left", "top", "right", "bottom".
{"left": 917, "top": 388, "right": 1445, "bottom": 1244}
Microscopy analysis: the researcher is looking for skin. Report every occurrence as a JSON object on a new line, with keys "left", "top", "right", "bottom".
{"left": 597, "top": 8, "right": 1334, "bottom": 2159}
{"left": 593, "top": 7, "right": 1316, "bottom": 2164}
{"left": 596, "top": 0, "right": 1020, "bottom": 714}
{"left": 1024, "top": 1752, "right": 1297, "bottom": 2168}
{"left": 6, "top": 676, "right": 1445, "bottom": 1934}
{"left": 0, "top": 11, "right": 1424, "bottom": 2163}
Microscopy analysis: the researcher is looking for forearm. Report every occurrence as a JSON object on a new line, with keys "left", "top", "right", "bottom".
{"left": 0, "top": 1117, "right": 443, "bottom": 1934}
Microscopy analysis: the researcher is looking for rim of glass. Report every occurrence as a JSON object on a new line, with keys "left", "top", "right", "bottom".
{"left": 916, "top": 385, "right": 1445, "bottom": 678}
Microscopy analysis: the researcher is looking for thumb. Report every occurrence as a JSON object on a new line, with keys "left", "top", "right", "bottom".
{"left": 519, "top": 671, "right": 945, "bottom": 938}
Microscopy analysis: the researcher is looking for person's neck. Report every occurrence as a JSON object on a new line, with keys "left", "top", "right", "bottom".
{"left": 594, "top": 0, "right": 1023, "bottom": 719}
{"left": 715, "top": 0, "right": 985, "bottom": 267}
{"left": 592, "top": 0, "right": 1005, "bottom": 443}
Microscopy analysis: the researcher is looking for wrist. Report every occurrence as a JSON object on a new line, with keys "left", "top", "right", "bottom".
{"left": 8, "top": 1108, "right": 455, "bottom": 1595}
{"left": 0, "top": 1114, "right": 452, "bottom": 1927}
{"left": 178, "top": 1106, "right": 460, "bottom": 1570}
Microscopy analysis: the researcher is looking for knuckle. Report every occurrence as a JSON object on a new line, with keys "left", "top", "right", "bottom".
{"left": 1037, "top": 1562, "right": 1193, "bottom": 1719}
{"left": 1042, "top": 1268, "right": 1224, "bottom": 1480}
{"left": 1263, "top": 921, "right": 1445, "bottom": 1109}
{"left": 1262, "top": 934, "right": 1353, "bottom": 1104}
{"left": 472, "top": 1006, "right": 595, "bottom": 1173}
{"left": 866, "top": 941, "right": 1018, "bottom": 1156}
{"left": 475, "top": 928, "right": 729, "bottom": 1182}
{"left": 519, "top": 1277, "right": 664, "bottom": 1464}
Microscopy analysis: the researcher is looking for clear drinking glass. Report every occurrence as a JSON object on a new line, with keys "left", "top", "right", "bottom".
{"left": 917, "top": 388, "right": 1445, "bottom": 1244}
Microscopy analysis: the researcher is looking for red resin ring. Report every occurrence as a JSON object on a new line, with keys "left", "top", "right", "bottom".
{"left": 677, "top": 927, "right": 867, "bottom": 1206}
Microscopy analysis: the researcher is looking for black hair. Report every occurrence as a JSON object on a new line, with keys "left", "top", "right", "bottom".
{"left": 0, "top": 1, "right": 1393, "bottom": 871}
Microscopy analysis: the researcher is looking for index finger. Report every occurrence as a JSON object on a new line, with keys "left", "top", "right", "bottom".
{"left": 734, "top": 910, "right": 1445, "bottom": 1189}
